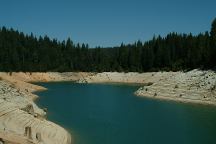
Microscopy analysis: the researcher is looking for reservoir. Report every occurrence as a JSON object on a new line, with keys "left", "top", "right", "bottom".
{"left": 35, "top": 82, "right": 216, "bottom": 144}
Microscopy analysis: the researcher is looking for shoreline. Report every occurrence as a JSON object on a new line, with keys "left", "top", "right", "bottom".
{"left": 0, "top": 73, "right": 72, "bottom": 144}
{"left": 135, "top": 92, "right": 216, "bottom": 106}
{"left": 76, "top": 70, "right": 216, "bottom": 106}
{"left": 0, "top": 69, "right": 215, "bottom": 143}
{"left": 35, "top": 79, "right": 216, "bottom": 106}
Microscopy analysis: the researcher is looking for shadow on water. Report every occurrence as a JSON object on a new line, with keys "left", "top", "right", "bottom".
{"left": 34, "top": 82, "right": 216, "bottom": 144}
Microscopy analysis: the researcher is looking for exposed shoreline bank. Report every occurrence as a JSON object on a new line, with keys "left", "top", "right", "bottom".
{"left": 9, "top": 70, "right": 214, "bottom": 106}
{"left": 76, "top": 70, "right": 216, "bottom": 106}
{"left": 0, "top": 70, "right": 215, "bottom": 143}
{"left": 0, "top": 73, "right": 72, "bottom": 144}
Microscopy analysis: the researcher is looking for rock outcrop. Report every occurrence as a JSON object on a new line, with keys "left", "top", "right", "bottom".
{"left": 0, "top": 70, "right": 216, "bottom": 143}
{"left": 77, "top": 70, "right": 216, "bottom": 105}
{"left": 135, "top": 70, "right": 216, "bottom": 105}
{"left": 0, "top": 79, "right": 71, "bottom": 144}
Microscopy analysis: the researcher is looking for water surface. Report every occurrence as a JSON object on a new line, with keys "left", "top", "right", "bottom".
{"left": 35, "top": 82, "right": 216, "bottom": 144}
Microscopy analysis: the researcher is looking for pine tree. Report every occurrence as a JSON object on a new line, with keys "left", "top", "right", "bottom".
{"left": 210, "top": 18, "right": 216, "bottom": 67}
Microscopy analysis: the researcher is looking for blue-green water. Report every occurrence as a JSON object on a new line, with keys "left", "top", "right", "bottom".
{"left": 35, "top": 82, "right": 216, "bottom": 144}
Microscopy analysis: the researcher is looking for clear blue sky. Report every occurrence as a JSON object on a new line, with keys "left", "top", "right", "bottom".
{"left": 0, "top": 0, "right": 215, "bottom": 47}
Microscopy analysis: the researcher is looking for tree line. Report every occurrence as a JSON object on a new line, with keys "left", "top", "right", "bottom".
{"left": 0, "top": 18, "right": 216, "bottom": 72}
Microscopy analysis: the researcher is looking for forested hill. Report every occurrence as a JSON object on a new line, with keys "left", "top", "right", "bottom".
{"left": 0, "top": 18, "right": 216, "bottom": 72}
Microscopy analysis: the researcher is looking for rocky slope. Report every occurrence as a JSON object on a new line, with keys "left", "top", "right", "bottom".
{"left": 0, "top": 72, "right": 90, "bottom": 83}
{"left": 135, "top": 70, "right": 216, "bottom": 105}
{"left": 0, "top": 70, "right": 215, "bottom": 143}
{"left": 77, "top": 70, "right": 216, "bottom": 105}
{"left": 0, "top": 76, "right": 71, "bottom": 144}
{"left": 77, "top": 72, "right": 175, "bottom": 84}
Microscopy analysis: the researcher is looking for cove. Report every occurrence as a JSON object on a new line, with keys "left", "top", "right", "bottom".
{"left": 35, "top": 82, "right": 216, "bottom": 144}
